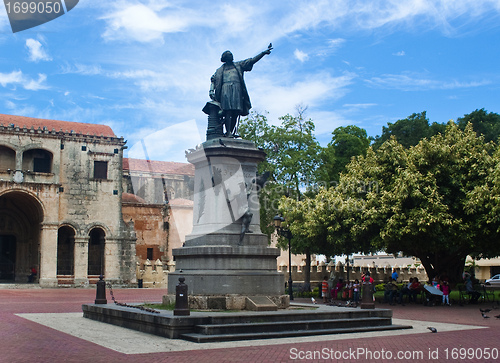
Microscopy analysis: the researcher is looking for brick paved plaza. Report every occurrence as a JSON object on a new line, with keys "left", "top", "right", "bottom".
{"left": 1, "top": 287, "right": 499, "bottom": 362}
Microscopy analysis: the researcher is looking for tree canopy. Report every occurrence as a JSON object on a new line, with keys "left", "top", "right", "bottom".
{"left": 371, "top": 111, "right": 446, "bottom": 150}
{"left": 457, "top": 108, "right": 500, "bottom": 143}
{"left": 318, "top": 125, "right": 370, "bottom": 186}
{"left": 240, "top": 108, "right": 500, "bottom": 285}
{"left": 239, "top": 110, "right": 322, "bottom": 290}
{"left": 239, "top": 111, "right": 321, "bottom": 236}
{"left": 281, "top": 122, "right": 500, "bottom": 284}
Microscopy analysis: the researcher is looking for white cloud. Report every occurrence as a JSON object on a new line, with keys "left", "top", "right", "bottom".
{"left": 272, "top": 0, "right": 500, "bottom": 39}
{"left": 393, "top": 51, "right": 405, "bottom": 56}
{"left": 343, "top": 103, "right": 378, "bottom": 109}
{"left": 250, "top": 71, "right": 356, "bottom": 126}
{"left": 366, "top": 72, "right": 491, "bottom": 91}
{"left": 25, "top": 39, "right": 51, "bottom": 62}
{"left": 0, "top": 70, "right": 23, "bottom": 86}
{"left": 101, "top": 2, "right": 207, "bottom": 43}
{"left": 24, "top": 74, "right": 49, "bottom": 90}
{"left": 328, "top": 38, "right": 345, "bottom": 49}
{"left": 127, "top": 119, "right": 203, "bottom": 162}
{"left": 68, "top": 63, "right": 104, "bottom": 76}
{"left": 294, "top": 49, "right": 309, "bottom": 62}
{"left": 0, "top": 71, "right": 49, "bottom": 90}
{"left": 220, "top": 4, "right": 256, "bottom": 33}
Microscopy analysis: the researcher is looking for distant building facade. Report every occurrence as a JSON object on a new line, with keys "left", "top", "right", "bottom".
{"left": 121, "top": 158, "right": 194, "bottom": 268}
{"left": 0, "top": 114, "right": 135, "bottom": 287}
{"left": 0, "top": 114, "right": 197, "bottom": 287}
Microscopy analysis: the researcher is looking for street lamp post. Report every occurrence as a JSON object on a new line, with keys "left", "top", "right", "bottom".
{"left": 274, "top": 215, "right": 294, "bottom": 301}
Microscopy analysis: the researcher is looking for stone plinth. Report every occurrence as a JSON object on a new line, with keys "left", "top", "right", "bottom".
{"left": 361, "top": 282, "right": 375, "bottom": 309}
{"left": 167, "top": 139, "right": 285, "bottom": 307}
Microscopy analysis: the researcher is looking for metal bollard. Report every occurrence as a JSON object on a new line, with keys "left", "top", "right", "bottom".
{"left": 174, "top": 277, "right": 190, "bottom": 316}
{"left": 95, "top": 275, "right": 107, "bottom": 304}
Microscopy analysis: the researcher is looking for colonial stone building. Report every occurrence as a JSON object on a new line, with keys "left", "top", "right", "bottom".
{"left": 122, "top": 158, "right": 194, "bottom": 268}
{"left": 0, "top": 114, "right": 136, "bottom": 287}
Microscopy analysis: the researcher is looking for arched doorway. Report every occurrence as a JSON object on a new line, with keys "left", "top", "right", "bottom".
{"left": 0, "top": 191, "right": 43, "bottom": 283}
{"left": 88, "top": 228, "right": 105, "bottom": 276}
{"left": 57, "top": 226, "right": 75, "bottom": 275}
{"left": 0, "top": 235, "right": 16, "bottom": 281}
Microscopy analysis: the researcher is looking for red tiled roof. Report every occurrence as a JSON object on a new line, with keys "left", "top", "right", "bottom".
{"left": 0, "top": 113, "right": 116, "bottom": 137}
{"left": 123, "top": 158, "right": 194, "bottom": 176}
{"left": 122, "top": 192, "right": 147, "bottom": 204}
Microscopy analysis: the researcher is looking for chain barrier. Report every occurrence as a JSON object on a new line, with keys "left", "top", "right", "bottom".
{"left": 106, "top": 283, "right": 161, "bottom": 314}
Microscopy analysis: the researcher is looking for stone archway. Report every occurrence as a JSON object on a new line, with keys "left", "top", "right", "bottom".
{"left": 0, "top": 191, "right": 43, "bottom": 283}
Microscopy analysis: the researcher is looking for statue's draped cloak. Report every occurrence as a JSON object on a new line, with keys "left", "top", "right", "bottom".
{"left": 211, "top": 58, "right": 254, "bottom": 116}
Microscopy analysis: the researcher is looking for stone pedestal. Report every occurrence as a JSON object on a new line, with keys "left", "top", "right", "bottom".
{"left": 167, "top": 138, "right": 286, "bottom": 308}
{"left": 361, "top": 282, "right": 375, "bottom": 309}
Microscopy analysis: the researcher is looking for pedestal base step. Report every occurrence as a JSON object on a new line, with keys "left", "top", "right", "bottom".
{"left": 181, "top": 319, "right": 411, "bottom": 343}
{"left": 82, "top": 303, "right": 412, "bottom": 342}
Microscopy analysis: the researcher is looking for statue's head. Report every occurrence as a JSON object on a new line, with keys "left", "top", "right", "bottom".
{"left": 221, "top": 50, "right": 233, "bottom": 63}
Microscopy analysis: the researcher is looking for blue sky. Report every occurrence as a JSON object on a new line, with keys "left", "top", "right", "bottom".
{"left": 1, "top": 0, "right": 500, "bottom": 162}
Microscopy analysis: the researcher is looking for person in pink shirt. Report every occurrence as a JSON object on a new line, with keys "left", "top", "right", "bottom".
{"left": 440, "top": 280, "right": 451, "bottom": 306}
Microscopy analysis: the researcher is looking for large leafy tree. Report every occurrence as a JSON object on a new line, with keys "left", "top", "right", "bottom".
{"left": 457, "top": 108, "right": 500, "bottom": 143}
{"left": 279, "top": 183, "right": 375, "bottom": 262}
{"left": 239, "top": 110, "right": 322, "bottom": 289}
{"left": 318, "top": 125, "right": 370, "bottom": 186}
{"left": 466, "top": 145, "right": 500, "bottom": 254}
{"left": 345, "top": 122, "right": 498, "bottom": 284}
{"left": 239, "top": 111, "right": 321, "bottom": 231}
{"left": 371, "top": 111, "right": 446, "bottom": 150}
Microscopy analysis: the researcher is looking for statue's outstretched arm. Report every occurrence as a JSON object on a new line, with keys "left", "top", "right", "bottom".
{"left": 251, "top": 44, "right": 273, "bottom": 64}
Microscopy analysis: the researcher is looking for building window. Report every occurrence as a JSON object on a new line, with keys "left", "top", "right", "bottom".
{"left": 147, "top": 248, "right": 153, "bottom": 261}
{"left": 94, "top": 161, "right": 108, "bottom": 179}
{"left": 33, "top": 157, "right": 51, "bottom": 173}
{"left": 0, "top": 146, "right": 15, "bottom": 171}
{"left": 22, "top": 149, "right": 52, "bottom": 173}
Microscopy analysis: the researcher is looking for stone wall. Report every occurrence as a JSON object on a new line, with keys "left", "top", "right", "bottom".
{"left": 136, "top": 259, "right": 168, "bottom": 288}
{"left": 279, "top": 262, "right": 429, "bottom": 287}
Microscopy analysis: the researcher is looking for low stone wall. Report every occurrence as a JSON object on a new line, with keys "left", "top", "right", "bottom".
{"left": 137, "top": 260, "right": 429, "bottom": 290}
{"left": 162, "top": 294, "right": 289, "bottom": 310}
{"left": 279, "top": 263, "right": 428, "bottom": 288}
{"left": 136, "top": 259, "right": 170, "bottom": 288}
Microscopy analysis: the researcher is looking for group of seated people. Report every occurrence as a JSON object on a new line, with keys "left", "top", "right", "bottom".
{"left": 463, "top": 272, "right": 481, "bottom": 304}
{"left": 384, "top": 275, "right": 456, "bottom": 306}
{"left": 384, "top": 277, "right": 426, "bottom": 305}
{"left": 327, "top": 271, "right": 484, "bottom": 306}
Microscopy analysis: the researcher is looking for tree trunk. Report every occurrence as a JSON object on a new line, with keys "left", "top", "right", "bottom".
{"left": 303, "top": 248, "right": 311, "bottom": 292}
{"left": 418, "top": 254, "right": 466, "bottom": 286}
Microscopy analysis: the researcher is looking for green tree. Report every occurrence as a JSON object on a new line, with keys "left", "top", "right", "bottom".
{"left": 371, "top": 111, "right": 446, "bottom": 150}
{"left": 239, "top": 109, "right": 322, "bottom": 290}
{"left": 344, "top": 122, "right": 497, "bottom": 284}
{"left": 279, "top": 183, "right": 375, "bottom": 262}
{"left": 318, "top": 125, "right": 370, "bottom": 186}
{"left": 457, "top": 108, "right": 500, "bottom": 143}
{"left": 466, "top": 145, "right": 500, "bottom": 257}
